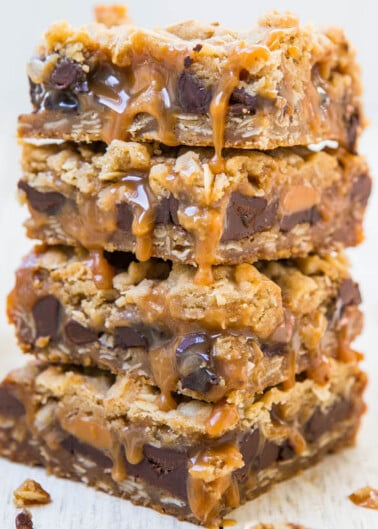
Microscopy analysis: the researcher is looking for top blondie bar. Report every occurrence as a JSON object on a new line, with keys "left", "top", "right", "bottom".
{"left": 19, "top": 7, "right": 363, "bottom": 156}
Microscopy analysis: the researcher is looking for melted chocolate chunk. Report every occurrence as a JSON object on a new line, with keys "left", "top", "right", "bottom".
{"left": 65, "top": 319, "right": 98, "bottom": 345}
{"left": 280, "top": 206, "right": 322, "bottom": 232}
{"left": 304, "top": 400, "right": 352, "bottom": 443}
{"left": 43, "top": 90, "right": 79, "bottom": 113}
{"left": 50, "top": 59, "right": 88, "bottom": 92}
{"left": 221, "top": 193, "right": 278, "bottom": 242}
{"left": 177, "top": 71, "right": 212, "bottom": 114}
{"left": 339, "top": 279, "right": 362, "bottom": 309}
{"left": 103, "top": 250, "right": 135, "bottom": 270}
{"left": 61, "top": 435, "right": 112, "bottom": 469}
{"left": 184, "top": 56, "right": 194, "bottom": 68}
{"left": 346, "top": 109, "right": 360, "bottom": 152}
{"left": 234, "top": 428, "right": 260, "bottom": 482}
{"left": 278, "top": 440, "right": 295, "bottom": 461}
{"left": 126, "top": 444, "right": 188, "bottom": 500}
{"left": 29, "top": 80, "right": 44, "bottom": 108}
{"left": 32, "top": 296, "right": 61, "bottom": 340}
{"left": 18, "top": 181, "right": 66, "bottom": 216}
{"left": 116, "top": 202, "right": 133, "bottom": 232}
{"left": 229, "top": 88, "right": 258, "bottom": 116}
{"left": 155, "top": 195, "right": 180, "bottom": 225}
{"left": 181, "top": 367, "right": 220, "bottom": 394}
{"left": 114, "top": 326, "right": 147, "bottom": 349}
{"left": 351, "top": 173, "right": 371, "bottom": 206}
{"left": 192, "top": 44, "right": 203, "bottom": 52}
{"left": 260, "top": 343, "right": 286, "bottom": 357}
{"left": 15, "top": 511, "right": 33, "bottom": 529}
{"left": 0, "top": 386, "right": 25, "bottom": 418}
{"left": 255, "top": 440, "right": 279, "bottom": 471}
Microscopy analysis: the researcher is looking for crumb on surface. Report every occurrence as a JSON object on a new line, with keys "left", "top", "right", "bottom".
{"left": 13, "top": 479, "right": 51, "bottom": 507}
{"left": 15, "top": 510, "right": 33, "bottom": 529}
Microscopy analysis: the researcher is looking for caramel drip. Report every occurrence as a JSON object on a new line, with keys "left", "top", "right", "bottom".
{"left": 86, "top": 250, "right": 115, "bottom": 290}
{"left": 178, "top": 201, "right": 228, "bottom": 285}
{"left": 187, "top": 444, "right": 243, "bottom": 525}
{"left": 206, "top": 402, "right": 240, "bottom": 437}
{"left": 110, "top": 440, "right": 128, "bottom": 482}
{"left": 98, "top": 35, "right": 185, "bottom": 146}
{"left": 306, "top": 352, "right": 332, "bottom": 385}
{"left": 349, "top": 487, "right": 378, "bottom": 510}
{"left": 149, "top": 344, "right": 178, "bottom": 411}
{"left": 208, "top": 356, "right": 248, "bottom": 401}
{"left": 209, "top": 45, "right": 270, "bottom": 172}
{"left": 118, "top": 173, "right": 158, "bottom": 261}
{"left": 122, "top": 425, "right": 145, "bottom": 464}
{"left": 282, "top": 346, "right": 297, "bottom": 391}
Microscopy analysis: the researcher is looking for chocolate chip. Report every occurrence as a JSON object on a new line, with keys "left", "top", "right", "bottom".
{"left": 221, "top": 193, "right": 278, "bottom": 242}
{"left": 339, "top": 279, "right": 362, "bottom": 308}
{"left": 126, "top": 444, "right": 188, "bottom": 500}
{"left": 43, "top": 90, "right": 79, "bottom": 113}
{"left": 0, "top": 386, "right": 25, "bottom": 418}
{"left": 255, "top": 440, "right": 279, "bottom": 471}
{"left": 177, "top": 71, "right": 212, "bottom": 114}
{"left": 29, "top": 79, "right": 44, "bottom": 108}
{"left": 260, "top": 343, "right": 286, "bottom": 357}
{"left": 304, "top": 400, "right": 352, "bottom": 443}
{"left": 278, "top": 440, "right": 295, "bottom": 461}
{"left": 351, "top": 173, "right": 371, "bottom": 206}
{"left": 229, "top": 88, "right": 258, "bottom": 116}
{"left": 193, "top": 43, "right": 203, "bottom": 52}
{"left": 116, "top": 202, "right": 133, "bottom": 232}
{"left": 32, "top": 296, "right": 61, "bottom": 340}
{"left": 280, "top": 206, "right": 321, "bottom": 232}
{"left": 155, "top": 194, "right": 180, "bottom": 225}
{"left": 50, "top": 59, "right": 85, "bottom": 91}
{"left": 15, "top": 511, "right": 33, "bottom": 529}
{"left": 18, "top": 181, "right": 66, "bottom": 216}
{"left": 103, "top": 250, "right": 135, "bottom": 270}
{"left": 61, "top": 435, "right": 112, "bottom": 469}
{"left": 114, "top": 326, "right": 147, "bottom": 349}
{"left": 64, "top": 319, "right": 98, "bottom": 345}
{"left": 181, "top": 367, "right": 220, "bottom": 394}
{"left": 184, "top": 56, "right": 193, "bottom": 68}
{"left": 239, "top": 429, "right": 260, "bottom": 466}
{"left": 346, "top": 109, "right": 360, "bottom": 152}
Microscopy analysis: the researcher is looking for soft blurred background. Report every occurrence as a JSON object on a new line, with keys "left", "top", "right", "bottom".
{"left": 0, "top": 2, "right": 377, "bottom": 528}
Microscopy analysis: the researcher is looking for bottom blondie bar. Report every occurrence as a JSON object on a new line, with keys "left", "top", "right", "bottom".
{"left": 0, "top": 359, "right": 366, "bottom": 527}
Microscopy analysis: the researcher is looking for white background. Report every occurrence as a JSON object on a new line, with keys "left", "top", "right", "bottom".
{"left": 0, "top": 1, "right": 377, "bottom": 528}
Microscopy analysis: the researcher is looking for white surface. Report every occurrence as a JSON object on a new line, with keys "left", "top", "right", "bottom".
{"left": 0, "top": 1, "right": 377, "bottom": 527}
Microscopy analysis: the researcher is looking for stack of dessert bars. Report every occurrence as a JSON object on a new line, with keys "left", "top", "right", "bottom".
{"left": 0, "top": 7, "right": 371, "bottom": 527}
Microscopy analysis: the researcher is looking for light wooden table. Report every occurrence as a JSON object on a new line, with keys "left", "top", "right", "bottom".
{"left": 0, "top": 123, "right": 377, "bottom": 529}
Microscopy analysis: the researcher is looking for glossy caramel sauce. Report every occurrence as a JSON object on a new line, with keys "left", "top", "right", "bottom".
{"left": 187, "top": 444, "right": 243, "bottom": 524}
{"left": 86, "top": 250, "right": 115, "bottom": 289}
{"left": 206, "top": 402, "right": 240, "bottom": 436}
{"left": 349, "top": 487, "right": 378, "bottom": 510}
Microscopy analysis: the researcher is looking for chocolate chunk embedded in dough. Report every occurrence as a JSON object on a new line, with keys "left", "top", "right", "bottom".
{"left": 114, "top": 326, "right": 147, "bottom": 349}
{"left": 280, "top": 206, "right": 321, "bottom": 232}
{"left": 339, "top": 279, "right": 362, "bottom": 308}
{"left": 181, "top": 367, "right": 220, "bottom": 394}
{"left": 222, "top": 193, "right": 278, "bottom": 242}
{"left": 18, "top": 181, "right": 66, "bottom": 216}
{"left": 32, "top": 296, "right": 61, "bottom": 340}
{"left": 116, "top": 202, "right": 133, "bottom": 232}
{"left": 0, "top": 387, "right": 25, "bottom": 418}
{"left": 50, "top": 59, "right": 88, "bottom": 92}
{"left": 177, "top": 71, "right": 212, "bottom": 114}
{"left": 351, "top": 173, "right": 371, "bottom": 206}
{"left": 65, "top": 319, "right": 99, "bottom": 345}
{"left": 126, "top": 444, "right": 188, "bottom": 500}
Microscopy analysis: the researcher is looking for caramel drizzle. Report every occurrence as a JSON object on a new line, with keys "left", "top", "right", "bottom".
{"left": 206, "top": 402, "right": 240, "bottom": 437}
{"left": 270, "top": 405, "right": 307, "bottom": 454}
{"left": 209, "top": 44, "right": 270, "bottom": 173}
{"left": 118, "top": 172, "right": 157, "bottom": 261}
{"left": 86, "top": 250, "right": 115, "bottom": 290}
{"left": 187, "top": 444, "right": 243, "bottom": 525}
